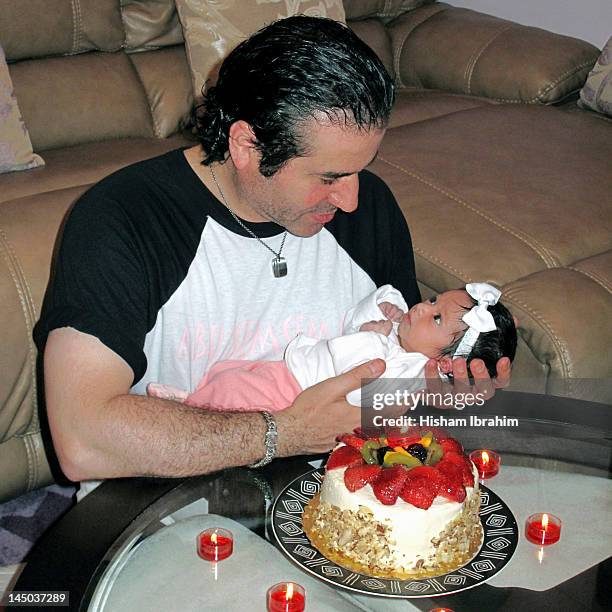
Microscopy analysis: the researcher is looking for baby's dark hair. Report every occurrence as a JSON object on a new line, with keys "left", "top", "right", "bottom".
{"left": 442, "top": 298, "right": 517, "bottom": 377}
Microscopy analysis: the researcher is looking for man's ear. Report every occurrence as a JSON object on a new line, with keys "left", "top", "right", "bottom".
{"left": 438, "top": 356, "right": 453, "bottom": 374}
{"left": 228, "top": 120, "right": 259, "bottom": 170}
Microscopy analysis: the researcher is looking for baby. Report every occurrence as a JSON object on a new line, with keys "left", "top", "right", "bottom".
{"left": 147, "top": 283, "right": 517, "bottom": 410}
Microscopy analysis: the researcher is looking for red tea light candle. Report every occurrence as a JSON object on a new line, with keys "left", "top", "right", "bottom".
{"left": 267, "top": 582, "right": 305, "bottom": 612}
{"left": 525, "top": 513, "right": 562, "bottom": 546}
{"left": 469, "top": 449, "right": 500, "bottom": 479}
{"left": 197, "top": 528, "right": 233, "bottom": 561}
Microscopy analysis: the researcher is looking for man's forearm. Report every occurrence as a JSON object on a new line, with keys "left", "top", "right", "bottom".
{"left": 63, "top": 393, "right": 296, "bottom": 480}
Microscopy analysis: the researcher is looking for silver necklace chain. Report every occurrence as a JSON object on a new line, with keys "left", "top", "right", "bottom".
{"left": 209, "top": 165, "right": 288, "bottom": 277}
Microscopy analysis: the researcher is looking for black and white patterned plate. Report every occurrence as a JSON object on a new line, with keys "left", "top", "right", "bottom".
{"left": 271, "top": 468, "right": 518, "bottom": 598}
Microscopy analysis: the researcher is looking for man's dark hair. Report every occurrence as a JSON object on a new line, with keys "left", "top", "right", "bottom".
{"left": 443, "top": 300, "right": 518, "bottom": 378}
{"left": 194, "top": 15, "right": 395, "bottom": 177}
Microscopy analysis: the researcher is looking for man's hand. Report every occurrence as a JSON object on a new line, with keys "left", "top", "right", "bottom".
{"left": 379, "top": 301, "right": 404, "bottom": 322}
{"left": 275, "top": 359, "right": 386, "bottom": 455}
{"left": 424, "top": 356, "right": 512, "bottom": 408}
{"left": 359, "top": 319, "right": 393, "bottom": 335}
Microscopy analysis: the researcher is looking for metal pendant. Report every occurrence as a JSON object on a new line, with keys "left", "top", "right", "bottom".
{"left": 272, "top": 256, "right": 287, "bottom": 278}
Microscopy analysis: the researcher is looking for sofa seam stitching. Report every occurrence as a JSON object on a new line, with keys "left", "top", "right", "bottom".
{"left": 378, "top": 155, "right": 561, "bottom": 267}
{"left": 501, "top": 288, "right": 572, "bottom": 378}
{"left": 0, "top": 229, "right": 39, "bottom": 488}
{"left": 413, "top": 246, "right": 473, "bottom": 279}
{"left": 566, "top": 265, "right": 612, "bottom": 294}
{"left": 465, "top": 24, "right": 516, "bottom": 94}
{"left": 490, "top": 59, "right": 596, "bottom": 103}
{"left": 75, "top": 0, "right": 83, "bottom": 53}
{"left": 69, "top": 0, "right": 79, "bottom": 54}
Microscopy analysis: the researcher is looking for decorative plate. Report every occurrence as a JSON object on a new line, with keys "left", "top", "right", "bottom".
{"left": 271, "top": 468, "right": 518, "bottom": 598}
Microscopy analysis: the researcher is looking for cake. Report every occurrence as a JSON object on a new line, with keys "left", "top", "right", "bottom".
{"left": 303, "top": 429, "right": 483, "bottom": 579}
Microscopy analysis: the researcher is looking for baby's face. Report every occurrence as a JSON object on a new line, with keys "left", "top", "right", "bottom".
{"left": 397, "top": 290, "right": 473, "bottom": 358}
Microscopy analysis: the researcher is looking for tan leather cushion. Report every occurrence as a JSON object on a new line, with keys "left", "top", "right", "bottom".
{"left": 349, "top": 18, "right": 395, "bottom": 80}
{"left": 122, "top": 0, "right": 185, "bottom": 52}
{"left": 371, "top": 104, "right": 612, "bottom": 380}
{"left": 10, "top": 52, "right": 155, "bottom": 151}
{"left": 0, "top": 46, "right": 44, "bottom": 173}
{"left": 579, "top": 37, "right": 612, "bottom": 117}
{"left": 129, "top": 46, "right": 194, "bottom": 138}
{"left": 390, "top": 88, "right": 496, "bottom": 128}
{"left": 175, "top": 0, "right": 346, "bottom": 100}
{"left": 0, "top": 135, "right": 192, "bottom": 204}
{"left": 0, "top": 0, "right": 124, "bottom": 61}
{"left": 390, "top": 5, "right": 600, "bottom": 103}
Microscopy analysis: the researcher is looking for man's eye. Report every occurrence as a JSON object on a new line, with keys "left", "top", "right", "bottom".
{"left": 429, "top": 296, "right": 437, "bottom": 304}
{"left": 434, "top": 314, "right": 441, "bottom": 326}
{"left": 321, "top": 178, "right": 336, "bottom": 185}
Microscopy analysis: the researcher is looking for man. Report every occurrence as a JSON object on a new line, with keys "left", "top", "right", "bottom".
{"left": 34, "top": 17, "right": 509, "bottom": 488}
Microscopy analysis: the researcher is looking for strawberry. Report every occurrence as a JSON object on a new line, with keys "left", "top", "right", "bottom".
{"left": 371, "top": 465, "right": 410, "bottom": 505}
{"left": 403, "top": 465, "right": 443, "bottom": 487}
{"left": 439, "top": 437, "right": 463, "bottom": 455}
{"left": 399, "top": 466, "right": 442, "bottom": 509}
{"left": 400, "top": 477, "right": 438, "bottom": 509}
{"left": 436, "top": 460, "right": 466, "bottom": 502}
{"left": 326, "top": 445, "right": 364, "bottom": 470}
{"left": 338, "top": 434, "right": 366, "bottom": 450}
{"left": 344, "top": 464, "right": 382, "bottom": 492}
{"left": 442, "top": 451, "right": 475, "bottom": 487}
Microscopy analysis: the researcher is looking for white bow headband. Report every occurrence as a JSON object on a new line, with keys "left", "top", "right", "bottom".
{"left": 452, "top": 283, "right": 501, "bottom": 359}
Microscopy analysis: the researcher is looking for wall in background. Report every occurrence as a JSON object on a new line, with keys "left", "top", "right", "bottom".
{"left": 448, "top": 0, "right": 610, "bottom": 48}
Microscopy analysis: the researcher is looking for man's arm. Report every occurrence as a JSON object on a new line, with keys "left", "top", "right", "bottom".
{"left": 44, "top": 327, "right": 384, "bottom": 481}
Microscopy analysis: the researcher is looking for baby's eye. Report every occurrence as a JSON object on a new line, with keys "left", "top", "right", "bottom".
{"left": 429, "top": 296, "right": 437, "bottom": 304}
{"left": 434, "top": 314, "right": 441, "bottom": 326}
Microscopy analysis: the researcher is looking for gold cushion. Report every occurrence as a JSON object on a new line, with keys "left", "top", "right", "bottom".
{"left": 579, "top": 37, "right": 612, "bottom": 117}
{"left": 0, "top": 46, "right": 43, "bottom": 174}
{"left": 175, "top": 0, "right": 346, "bottom": 101}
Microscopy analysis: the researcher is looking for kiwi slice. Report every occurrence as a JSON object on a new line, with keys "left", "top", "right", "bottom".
{"left": 361, "top": 440, "right": 381, "bottom": 464}
{"left": 426, "top": 440, "right": 444, "bottom": 465}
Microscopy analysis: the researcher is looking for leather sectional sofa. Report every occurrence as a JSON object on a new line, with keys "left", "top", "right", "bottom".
{"left": 1, "top": 0, "right": 610, "bottom": 502}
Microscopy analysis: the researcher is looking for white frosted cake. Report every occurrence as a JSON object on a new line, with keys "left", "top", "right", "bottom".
{"left": 303, "top": 430, "right": 483, "bottom": 579}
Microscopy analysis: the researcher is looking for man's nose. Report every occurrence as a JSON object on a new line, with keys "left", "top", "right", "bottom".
{"left": 328, "top": 174, "right": 359, "bottom": 212}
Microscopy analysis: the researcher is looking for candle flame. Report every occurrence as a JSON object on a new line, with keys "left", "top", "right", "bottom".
{"left": 286, "top": 583, "right": 294, "bottom": 601}
{"left": 482, "top": 451, "right": 489, "bottom": 465}
{"left": 542, "top": 513, "right": 549, "bottom": 529}
{"left": 211, "top": 532, "right": 217, "bottom": 544}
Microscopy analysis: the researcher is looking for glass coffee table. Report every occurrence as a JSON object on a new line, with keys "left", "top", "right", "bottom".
{"left": 14, "top": 391, "right": 612, "bottom": 611}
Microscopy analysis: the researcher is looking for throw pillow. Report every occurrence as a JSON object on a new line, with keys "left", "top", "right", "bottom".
{"left": 0, "top": 46, "right": 44, "bottom": 174}
{"left": 175, "top": 0, "right": 346, "bottom": 101}
{"left": 579, "top": 37, "right": 612, "bottom": 117}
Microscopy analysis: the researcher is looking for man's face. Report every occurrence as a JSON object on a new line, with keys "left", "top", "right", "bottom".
{"left": 234, "top": 119, "right": 385, "bottom": 237}
{"left": 397, "top": 290, "right": 473, "bottom": 358}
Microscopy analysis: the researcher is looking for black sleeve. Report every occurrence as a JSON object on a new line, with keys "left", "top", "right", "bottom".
{"left": 34, "top": 190, "right": 150, "bottom": 384}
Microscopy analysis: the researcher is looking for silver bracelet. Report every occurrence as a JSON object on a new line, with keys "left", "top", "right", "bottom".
{"left": 249, "top": 411, "right": 278, "bottom": 469}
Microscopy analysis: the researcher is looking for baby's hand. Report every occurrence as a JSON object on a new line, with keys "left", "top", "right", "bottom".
{"left": 379, "top": 301, "right": 405, "bottom": 323}
{"left": 359, "top": 319, "right": 393, "bottom": 335}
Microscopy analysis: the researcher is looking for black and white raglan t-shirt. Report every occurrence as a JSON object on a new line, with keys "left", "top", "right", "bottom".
{"left": 34, "top": 148, "right": 420, "bottom": 398}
